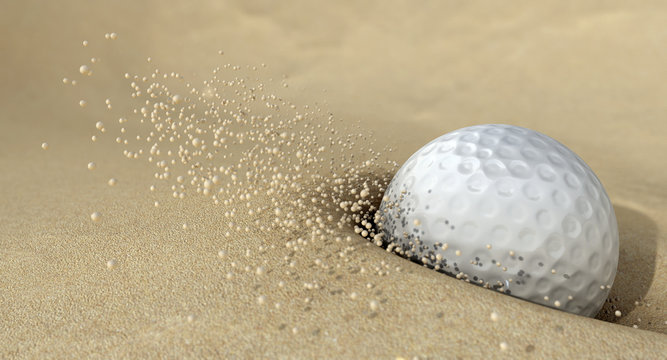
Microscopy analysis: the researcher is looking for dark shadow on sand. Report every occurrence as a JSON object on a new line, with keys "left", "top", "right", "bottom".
{"left": 595, "top": 204, "right": 659, "bottom": 331}
{"left": 342, "top": 171, "right": 661, "bottom": 333}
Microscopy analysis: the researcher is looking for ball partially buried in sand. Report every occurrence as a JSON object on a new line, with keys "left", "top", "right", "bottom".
{"left": 377, "top": 124, "right": 619, "bottom": 317}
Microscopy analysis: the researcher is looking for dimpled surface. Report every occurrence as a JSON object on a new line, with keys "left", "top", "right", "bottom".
{"left": 378, "top": 124, "right": 619, "bottom": 317}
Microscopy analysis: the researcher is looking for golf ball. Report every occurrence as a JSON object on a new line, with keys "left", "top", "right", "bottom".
{"left": 378, "top": 124, "right": 619, "bottom": 317}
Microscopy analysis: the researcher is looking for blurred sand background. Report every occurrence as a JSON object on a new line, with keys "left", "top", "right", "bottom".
{"left": 1, "top": 0, "right": 666, "bottom": 358}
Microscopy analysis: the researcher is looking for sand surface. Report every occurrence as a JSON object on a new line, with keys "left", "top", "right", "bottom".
{"left": 1, "top": 0, "right": 666, "bottom": 358}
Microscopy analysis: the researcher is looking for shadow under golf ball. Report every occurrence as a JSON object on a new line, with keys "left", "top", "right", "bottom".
{"left": 594, "top": 204, "right": 659, "bottom": 330}
{"left": 354, "top": 189, "right": 661, "bottom": 332}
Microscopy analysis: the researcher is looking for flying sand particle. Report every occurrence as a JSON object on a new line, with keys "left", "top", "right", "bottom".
{"left": 79, "top": 65, "right": 92, "bottom": 76}
{"left": 60, "top": 48, "right": 411, "bottom": 335}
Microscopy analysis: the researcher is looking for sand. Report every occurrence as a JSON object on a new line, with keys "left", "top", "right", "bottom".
{"left": 1, "top": 0, "right": 666, "bottom": 358}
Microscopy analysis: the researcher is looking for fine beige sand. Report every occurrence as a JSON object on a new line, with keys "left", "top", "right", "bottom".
{"left": 1, "top": 0, "right": 666, "bottom": 358}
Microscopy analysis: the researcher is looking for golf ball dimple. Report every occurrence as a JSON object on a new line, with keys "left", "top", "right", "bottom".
{"left": 378, "top": 124, "right": 619, "bottom": 317}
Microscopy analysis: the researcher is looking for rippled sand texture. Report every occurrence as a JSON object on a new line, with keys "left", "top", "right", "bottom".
{"left": 1, "top": 0, "right": 666, "bottom": 358}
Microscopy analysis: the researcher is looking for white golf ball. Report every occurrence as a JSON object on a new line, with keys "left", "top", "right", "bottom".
{"left": 378, "top": 124, "right": 619, "bottom": 317}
